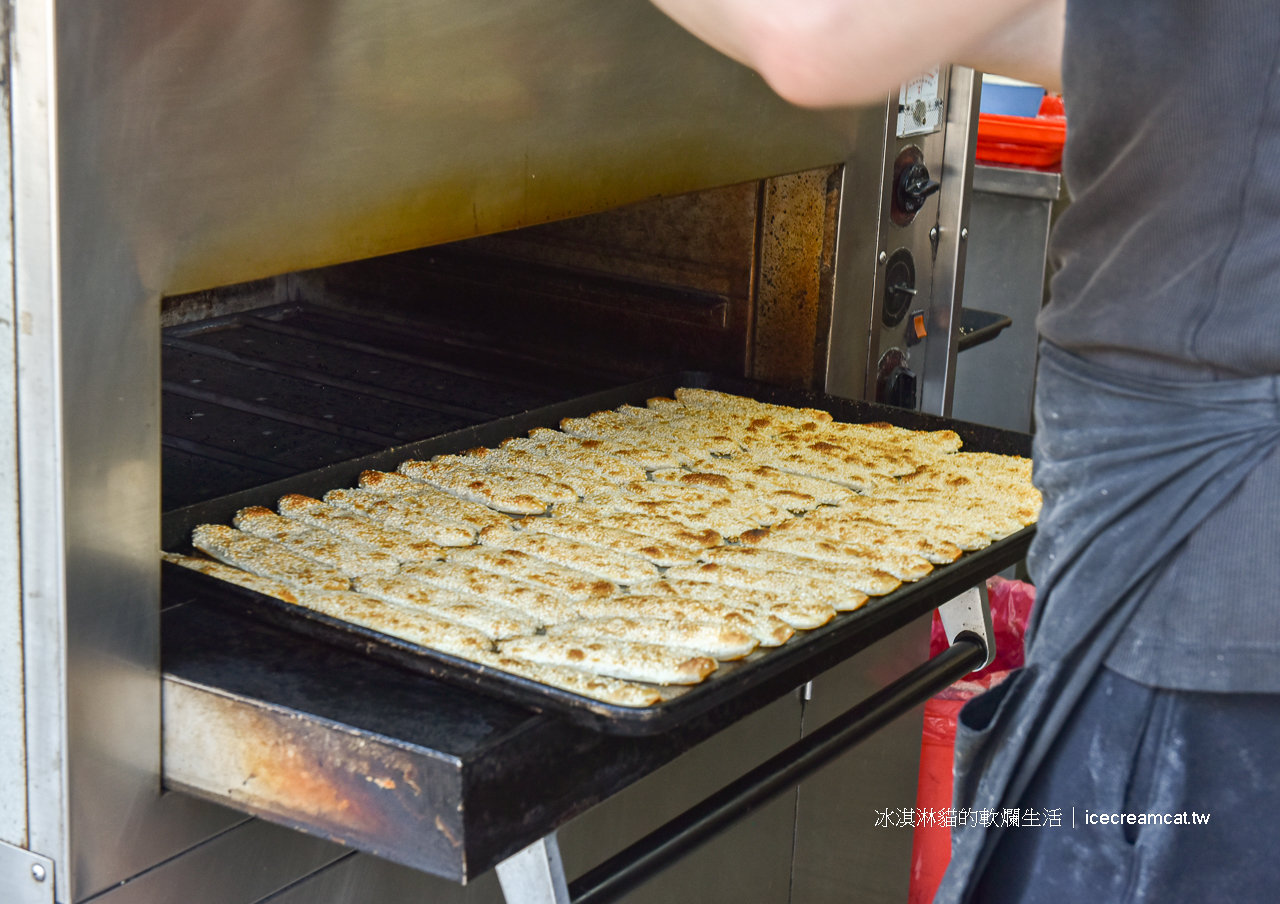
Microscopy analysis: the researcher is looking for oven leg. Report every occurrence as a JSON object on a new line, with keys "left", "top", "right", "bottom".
{"left": 937, "top": 583, "right": 996, "bottom": 670}
{"left": 496, "top": 832, "right": 570, "bottom": 904}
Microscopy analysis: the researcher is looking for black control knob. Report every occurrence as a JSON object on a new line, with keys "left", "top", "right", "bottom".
{"left": 882, "top": 248, "right": 917, "bottom": 328}
{"left": 875, "top": 349, "right": 919, "bottom": 410}
{"left": 896, "top": 162, "right": 941, "bottom": 215}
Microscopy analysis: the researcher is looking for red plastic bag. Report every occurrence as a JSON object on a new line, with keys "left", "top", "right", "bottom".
{"left": 929, "top": 576, "right": 1036, "bottom": 680}
{"left": 910, "top": 577, "right": 1036, "bottom": 904}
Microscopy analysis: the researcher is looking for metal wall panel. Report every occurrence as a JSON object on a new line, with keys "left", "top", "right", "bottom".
{"left": 83, "top": 820, "right": 344, "bottom": 904}
{"left": 790, "top": 614, "right": 933, "bottom": 904}
{"left": 0, "top": 7, "right": 28, "bottom": 849}
{"left": 556, "top": 693, "right": 801, "bottom": 904}
{"left": 951, "top": 166, "right": 1060, "bottom": 433}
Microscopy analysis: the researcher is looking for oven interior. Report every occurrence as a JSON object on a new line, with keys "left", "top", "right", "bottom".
{"left": 162, "top": 169, "right": 843, "bottom": 511}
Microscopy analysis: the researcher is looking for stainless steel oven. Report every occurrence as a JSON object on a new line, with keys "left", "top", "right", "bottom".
{"left": 0, "top": 3, "right": 1003, "bottom": 903}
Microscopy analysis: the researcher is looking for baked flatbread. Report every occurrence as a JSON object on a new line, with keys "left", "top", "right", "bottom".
{"left": 323, "top": 489, "right": 478, "bottom": 547}
{"left": 763, "top": 514, "right": 962, "bottom": 564}
{"left": 447, "top": 546, "right": 617, "bottom": 600}
{"left": 480, "top": 524, "right": 659, "bottom": 584}
{"left": 503, "top": 431, "right": 648, "bottom": 483}
{"left": 577, "top": 591, "right": 793, "bottom": 647}
{"left": 162, "top": 552, "right": 299, "bottom": 603}
{"left": 452, "top": 446, "right": 617, "bottom": 496}
{"left": 521, "top": 517, "right": 701, "bottom": 566}
{"left": 397, "top": 561, "right": 579, "bottom": 624}
{"left": 233, "top": 506, "right": 400, "bottom": 576}
{"left": 192, "top": 525, "right": 350, "bottom": 593}
{"left": 296, "top": 590, "right": 494, "bottom": 658}
{"left": 469, "top": 652, "right": 663, "bottom": 707}
{"left": 662, "top": 562, "right": 844, "bottom": 624}
{"left": 353, "top": 575, "right": 541, "bottom": 639}
{"left": 499, "top": 635, "right": 717, "bottom": 685}
{"left": 547, "top": 616, "right": 757, "bottom": 660}
{"left": 697, "top": 546, "right": 887, "bottom": 602}
{"left": 648, "top": 469, "right": 820, "bottom": 512}
{"left": 736, "top": 529, "right": 933, "bottom": 582}
{"left": 397, "top": 460, "right": 574, "bottom": 513}
{"left": 633, "top": 578, "right": 836, "bottom": 632}
{"left": 277, "top": 494, "right": 445, "bottom": 563}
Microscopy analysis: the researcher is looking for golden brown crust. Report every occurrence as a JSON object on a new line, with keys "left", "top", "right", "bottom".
{"left": 446, "top": 546, "right": 618, "bottom": 600}
{"left": 352, "top": 574, "right": 541, "bottom": 639}
{"left": 522, "top": 517, "right": 701, "bottom": 567}
{"left": 498, "top": 635, "right": 717, "bottom": 685}
{"left": 192, "top": 525, "right": 351, "bottom": 593}
{"left": 162, "top": 552, "right": 300, "bottom": 603}
{"left": 546, "top": 616, "right": 757, "bottom": 660}
{"left": 233, "top": 506, "right": 401, "bottom": 575}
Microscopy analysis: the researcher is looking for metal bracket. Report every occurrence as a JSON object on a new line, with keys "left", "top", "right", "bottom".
{"left": 0, "top": 840, "right": 55, "bottom": 904}
{"left": 937, "top": 583, "right": 996, "bottom": 670}
{"left": 496, "top": 833, "right": 570, "bottom": 904}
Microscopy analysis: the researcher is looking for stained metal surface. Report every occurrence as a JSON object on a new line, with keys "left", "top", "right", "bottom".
{"left": 159, "top": 601, "right": 805, "bottom": 882}
{"left": 13, "top": 1, "right": 68, "bottom": 889}
{"left": 751, "top": 167, "right": 842, "bottom": 388}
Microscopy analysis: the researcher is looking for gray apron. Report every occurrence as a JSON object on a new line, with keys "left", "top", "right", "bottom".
{"left": 936, "top": 340, "right": 1280, "bottom": 903}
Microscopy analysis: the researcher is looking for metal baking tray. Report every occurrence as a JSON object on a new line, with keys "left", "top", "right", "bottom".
{"left": 162, "top": 372, "right": 1034, "bottom": 735}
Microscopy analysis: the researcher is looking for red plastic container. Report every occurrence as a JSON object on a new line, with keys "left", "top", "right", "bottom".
{"left": 976, "top": 95, "right": 1067, "bottom": 170}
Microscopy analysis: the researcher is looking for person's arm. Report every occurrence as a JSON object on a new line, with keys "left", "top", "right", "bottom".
{"left": 647, "top": 0, "right": 1064, "bottom": 107}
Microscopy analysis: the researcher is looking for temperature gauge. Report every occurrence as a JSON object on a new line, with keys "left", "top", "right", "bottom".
{"left": 898, "top": 66, "right": 945, "bottom": 138}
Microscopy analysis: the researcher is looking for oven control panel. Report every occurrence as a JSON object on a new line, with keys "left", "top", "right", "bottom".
{"left": 869, "top": 66, "right": 979, "bottom": 415}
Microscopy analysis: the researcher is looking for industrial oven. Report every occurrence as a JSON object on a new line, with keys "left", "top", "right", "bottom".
{"left": 0, "top": 3, "right": 1026, "bottom": 903}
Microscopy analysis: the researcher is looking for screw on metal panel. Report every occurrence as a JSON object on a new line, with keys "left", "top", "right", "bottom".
{"left": 929, "top": 226, "right": 938, "bottom": 241}
{"left": 803, "top": 681, "right": 814, "bottom": 701}
{"left": 878, "top": 251, "right": 888, "bottom": 264}
{"left": 31, "top": 863, "right": 46, "bottom": 882}
{"left": 960, "top": 227, "right": 969, "bottom": 240}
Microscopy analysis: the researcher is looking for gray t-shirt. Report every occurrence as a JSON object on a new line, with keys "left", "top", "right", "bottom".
{"left": 1039, "top": 0, "right": 1280, "bottom": 691}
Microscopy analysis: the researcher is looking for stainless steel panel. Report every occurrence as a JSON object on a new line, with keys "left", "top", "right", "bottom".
{"left": 822, "top": 98, "right": 891, "bottom": 401}
{"left": 83, "top": 819, "right": 346, "bottom": 904}
{"left": 556, "top": 693, "right": 801, "bottom": 904}
{"left": 13, "top": 1, "right": 69, "bottom": 890}
{"left": 75, "top": 0, "right": 879, "bottom": 299}
{"left": 259, "top": 853, "right": 494, "bottom": 904}
{"left": 0, "top": 840, "right": 55, "bottom": 904}
{"left": 791, "top": 613, "right": 932, "bottom": 904}
{"left": 918, "top": 67, "right": 981, "bottom": 417}
{"left": 0, "top": 8, "right": 26, "bottom": 850}
{"left": 971, "top": 165, "right": 1062, "bottom": 202}
{"left": 951, "top": 166, "right": 1060, "bottom": 433}
{"left": 25, "top": 0, "right": 882, "bottom": 898}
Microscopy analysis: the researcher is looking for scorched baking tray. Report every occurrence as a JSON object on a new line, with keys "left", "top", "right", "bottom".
{"left": 162, "top": 372, "right": 1034, "bottom": 735}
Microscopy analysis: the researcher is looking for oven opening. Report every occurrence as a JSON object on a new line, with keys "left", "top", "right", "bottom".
{"left": 160, "top": 169, "right": 841, "bottom": 512}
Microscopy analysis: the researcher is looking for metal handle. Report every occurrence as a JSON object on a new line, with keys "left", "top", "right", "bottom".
{"left": 567, "top": 634, "right": 986, "bottom": 904}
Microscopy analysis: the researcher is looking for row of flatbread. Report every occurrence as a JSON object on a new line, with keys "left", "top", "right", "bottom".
{"left": 168, "top": 388, "right": 1040, "bottom": 707}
